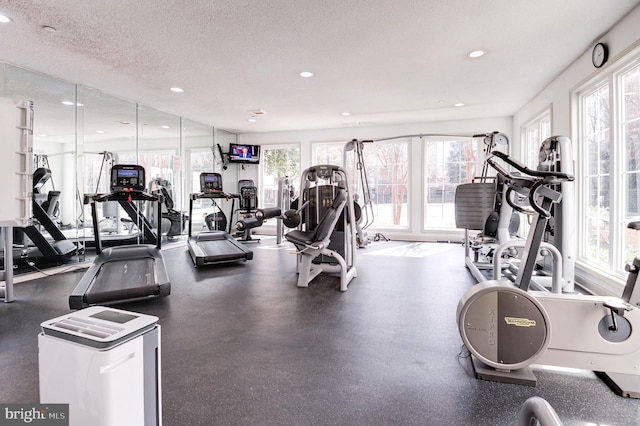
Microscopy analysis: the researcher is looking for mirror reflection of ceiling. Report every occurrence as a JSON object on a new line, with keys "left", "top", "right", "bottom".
{"left": 0, "top": 1, "right": 638, "bottom": 134}
{"left": 1, "top": 63, "right": 214, "bottom": 145}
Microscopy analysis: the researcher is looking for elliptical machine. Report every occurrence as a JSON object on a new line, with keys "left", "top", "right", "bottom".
{"left": 457, "top": 143, "right": 640, "bottom": 398}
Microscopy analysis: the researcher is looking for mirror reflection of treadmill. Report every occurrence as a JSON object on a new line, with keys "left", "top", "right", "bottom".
{"left": 69, "top": 165, "right": 171, "bottom": 309}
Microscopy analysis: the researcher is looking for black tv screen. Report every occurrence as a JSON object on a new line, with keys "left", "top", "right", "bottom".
{"left": 229, "top": 143, "right": 260, "bottom": 164}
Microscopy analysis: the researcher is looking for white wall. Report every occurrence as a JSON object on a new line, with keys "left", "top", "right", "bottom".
{"left": 512, "top": 4, "right": 640, "bottom": 155}
{"left": 238, "top": 116, "right": 512, "bottom": 241}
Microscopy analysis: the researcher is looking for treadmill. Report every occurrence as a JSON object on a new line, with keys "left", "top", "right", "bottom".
{"left": 69, "top": 165, "right": 171, "bottom": 309}
{"left": 187, "top": 173, "right": 253, "bottom": 267}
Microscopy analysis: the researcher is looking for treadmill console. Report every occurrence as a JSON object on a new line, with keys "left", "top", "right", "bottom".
{"left": 200, "top": 173, "right": 223, "bottom": 194}
{"left": 111, "top": 165, "right": 146, "bottom": 192}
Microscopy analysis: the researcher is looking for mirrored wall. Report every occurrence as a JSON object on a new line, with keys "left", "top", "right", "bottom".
{"left": 0, "top": 61, "right": 224, "bottom": 245}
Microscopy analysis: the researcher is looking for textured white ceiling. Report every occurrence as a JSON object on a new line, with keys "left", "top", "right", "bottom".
{"left": 0, "top": 0, "right": 639, "bottom": 134}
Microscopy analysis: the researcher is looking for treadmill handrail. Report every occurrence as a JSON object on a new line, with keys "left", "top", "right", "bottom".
{"left": 93, "top": 190, "right": 162, "bottom": 203}
{"left": 188, "top": 191, "right": 238, "bottom": 236}
{"left": 91, "top": 190, "right": 163, "bottom": 254}
{"left": 191, "top": 191, "right": 240, "bottom": 200}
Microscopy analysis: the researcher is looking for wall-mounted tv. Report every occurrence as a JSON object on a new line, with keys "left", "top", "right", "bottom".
{"left": 228, "top": 143, "right": 260, "bottom": 164}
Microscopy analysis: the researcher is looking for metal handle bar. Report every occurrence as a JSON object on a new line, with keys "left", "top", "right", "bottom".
{"left": 487, "top": 159, "right": 556, "bottom": 218}
{"left": 504, "top": 187, "right": 536, "bottom": 216}
{"left": 486, "top": 157, "right": 538, "bottom": 189}
{"left": 490, "top": 151, "right": 574, "bottom": 183}
{"left": 93, "top": 190, "right": 160, "bottom": 203}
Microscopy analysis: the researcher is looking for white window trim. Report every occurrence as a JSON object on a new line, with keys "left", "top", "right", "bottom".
{"left": 572, "top": 43, "right": 640, "bottom": 295}
{"left": 520, "top": 106, "right": 552, "bottom": 167}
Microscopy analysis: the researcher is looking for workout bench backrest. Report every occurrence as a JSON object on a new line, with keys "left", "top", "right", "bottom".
{"left": 312, "top": 189, "right": 347, "bottom": 243}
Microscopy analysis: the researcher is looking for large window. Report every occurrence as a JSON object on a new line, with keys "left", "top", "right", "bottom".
{"left": 622, "top": 66, "right": 640, "bottom": 263}
{"left": 522, "top": 108, "right": 551, "bottom": 168}
{"left": 314, "top": 140, "right": 410, "bottom": 228}
{"left": 189, "top": 148, "right": 215, "bottom": 195}
{"left": 577, "top": 51, "right": 640, "bottom": 279}
{"left": 261, "top": 145, "right": 301, "bottom": 208}
{"left": 367, "top": 141, "right": 409, "bottom": 228}
{"left": 581, "top": 82, "right": 611, "bottom": 265}
{"left": 314, "top": 143, "right": 344, "bottom": 166}
{"left": 423, "top": 138, "right": 481, "bottom": 229}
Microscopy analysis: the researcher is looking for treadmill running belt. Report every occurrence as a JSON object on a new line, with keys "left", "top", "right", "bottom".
{"left": 198, "top": 241, "right": 249, "bottom": 262}
{"left": 84, "top": 258, "right": 157, "bottom": 304}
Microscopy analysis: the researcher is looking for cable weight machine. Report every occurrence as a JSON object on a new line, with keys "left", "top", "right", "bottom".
{"left": 345, "top": 131, "right": 508, "bottom": 246}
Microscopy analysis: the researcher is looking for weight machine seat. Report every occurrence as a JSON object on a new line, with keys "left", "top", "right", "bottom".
{"left": 285, "top": 189, "right": 348, "bottom": 248}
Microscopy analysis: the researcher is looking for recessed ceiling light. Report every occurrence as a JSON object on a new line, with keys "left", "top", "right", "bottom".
{"left": 38, "top": 134, "right": 47, "bottom": 137}
{"left": 161, "top": 125, "right": 170, "bottom": 129}
{"left": 299, "top": 71, "right": 314, "bottom": 78}
{"left": 248, "top": 117, "right": 257, "bottom": 123}
{"left": 61, "top": 101, "right": 74, "bottom": 106}
{"left": 454, "top": 103, "right": 465, "bottom": 107}
{"left": 96, "top": 130, "right": 105, "bottom": 134}
{"left": 468, "top": 50, "right": 485, "bottom": 58}
{"left": 0, "top": 14, "right": 12, "bottom": 23}
{"left": 170, "top": 87, "right": 184, "bottom": 93}
{"left": 341, "top": 112, "right": 351, "bottom": 116}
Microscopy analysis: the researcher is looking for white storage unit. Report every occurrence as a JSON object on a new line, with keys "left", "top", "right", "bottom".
{"left": 39, "top": 307, "right": 161, "bottom": 426}
{"left": 0, "top": 98, "right": 33, "bottom": 302}
{"left": 0, "top": 97, "right": 32, "bottom": 228}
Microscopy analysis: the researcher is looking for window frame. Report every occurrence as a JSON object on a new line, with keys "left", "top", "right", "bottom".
{"left": 574, "top": 44, "right": 640, "bottom": 292}
{"left": 422, "top": 136, "right": 483, "bottom": 231}
{"left": 259, "top": 143, "right": 301, "bottom": 210}
{"left": 521, "top": 107, "right": 552, "bottom": 168}
{"left": 312, "top": 139, "right": 412, "bottom": 230}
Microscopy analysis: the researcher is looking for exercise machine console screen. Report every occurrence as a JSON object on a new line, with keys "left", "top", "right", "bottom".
{"left": 111, "top": 165, "right": 145, "bottom": 191}
{"left": 200, "top": 173, "right": 223, "bottom": 193}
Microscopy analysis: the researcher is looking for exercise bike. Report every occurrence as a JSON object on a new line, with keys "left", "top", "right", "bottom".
{"left": 457, "top": 148, "right": 640, "bottom": 398}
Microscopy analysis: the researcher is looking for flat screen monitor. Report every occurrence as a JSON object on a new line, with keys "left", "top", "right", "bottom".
{"left": 200, "top": 172, "right": 223, "bottom": 193}
{"left": 228, "top": 144, "right": 260, "bottom": 164}
{"left": 110, "top": 165, "right": 145, "bottom": 191}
